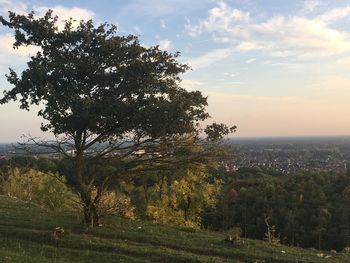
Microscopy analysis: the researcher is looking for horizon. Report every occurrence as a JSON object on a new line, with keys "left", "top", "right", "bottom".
{"left": 2, "top": 134, "right": 350, "bottom": 144}
{"left": 0, "top": 0, "right": 350, "bottom": 141}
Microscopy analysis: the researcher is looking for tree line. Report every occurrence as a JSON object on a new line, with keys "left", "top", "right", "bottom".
{"left": 203, "top": 167, "right": 350, "bottom": 251}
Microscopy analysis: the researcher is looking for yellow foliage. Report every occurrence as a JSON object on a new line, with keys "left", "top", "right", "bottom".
{"left": 92, "top": 189, "right": 136, "bottom": 220}
{"left": 3, "top": 168, "right": 75, "bottom": 210}
{"left": 146, "top": 169, "right": 222, "bottom": 228}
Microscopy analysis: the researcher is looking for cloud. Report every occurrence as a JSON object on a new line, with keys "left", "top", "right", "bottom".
{"left": 158, "top": 39, "right": 172, "bottom": 50}
{"left": 185, "top": 2, "right": 350, "bottom": 58}
{"left": 0, "top": 35, "right": 40, "bottom": 63}
{"left": 33, "top": 5, "right": 95, "bottom": 29}
{"left": 185, "top": 2, "right": 250, "bottom": 37}
{"left": 302, "top": 0, "right": 320, "bottom": 12}
{"left": 337, "top": 57, "right": 350, "bottom": 66}
{"left": 123, "top": 0, "right": 208, "bottom": 17}
{"left": 0, "top": 3, "right": 95, "bottom": 29}
{"left": 270, "top": 62, "right": 306, "bottom": 72}
{"left": 224, "top": 72, "right": 238, "bottom": 77}
{"left": 316, "top": 6, "right": 350, "bottom": 24}
{"left": 186, "top": 48, "right": 233, "bottom": 69}
{"left": 180, "top": 79, "right": 204, "bottom": 91}
{"left": 160, "top": 19, "right": 166, "bottom": 29}
{"left": 246, "top": 58, "right": 256, "bottom": 64}
{"left": 0, "top": 5, "right": 95, "bottom": 66}
{"left": 0, "top": 0, "right": 27, "bottom": 15}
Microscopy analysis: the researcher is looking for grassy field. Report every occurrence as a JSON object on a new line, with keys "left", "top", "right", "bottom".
{"left": 0, "top": 195, "right": 349, "bottom": 263}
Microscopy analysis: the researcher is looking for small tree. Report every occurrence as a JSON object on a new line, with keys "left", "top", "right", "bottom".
{"left": 0, "top": 10, "right": 234, "bottom": 228}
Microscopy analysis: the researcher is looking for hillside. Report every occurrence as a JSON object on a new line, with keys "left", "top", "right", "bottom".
{"left": 0, "top": 196, "right": 349, "bottom": 263}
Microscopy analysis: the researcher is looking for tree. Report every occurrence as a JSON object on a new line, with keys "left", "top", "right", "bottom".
{"left": 0, "top": 10, "right": 234, "bottom": 228}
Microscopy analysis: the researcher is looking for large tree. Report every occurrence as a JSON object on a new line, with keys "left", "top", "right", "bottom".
{"left": 0, "top": 10, "right": 234, "bottom": 228}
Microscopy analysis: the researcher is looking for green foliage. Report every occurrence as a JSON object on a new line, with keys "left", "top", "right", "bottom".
{"left": 205, "top": 123, "right": 236, "bottom": 142}
{"left": 204, "top": 170, "right": 350, "bottom": 251}
{"left": 2, "top": 167, "right": 75, "bottom": 210}
{"left": 226, "top": 227, "right": 242, "bottom": 239}
{"left": 225, "top": 227, "right": 246, "bottom": 247}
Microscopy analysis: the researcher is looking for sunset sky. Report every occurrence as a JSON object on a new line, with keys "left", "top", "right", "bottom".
{"left": 0, "top": 0, "right": 350, "bottom": 142}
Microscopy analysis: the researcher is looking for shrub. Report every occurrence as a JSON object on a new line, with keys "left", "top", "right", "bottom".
{"left": 2, "top": 167, "right": 75, "bottom": 210}
{"left": 92, "top": 189, "right": 136, "bottom": 220}
{"left": 225, "top": 227, "right": 246, "bottom": 247}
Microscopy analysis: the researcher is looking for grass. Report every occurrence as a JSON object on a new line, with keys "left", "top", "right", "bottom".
{"left": 0, "top": 195, "right": 349, "bottom": 262}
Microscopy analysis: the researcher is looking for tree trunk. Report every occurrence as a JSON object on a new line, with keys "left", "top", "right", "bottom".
{"left": 83, "top": 200, "right": 99, "bottom": 229}
{"left": 184, "top": 196, "right": 191, "bottom": 221}
{"left": 81, "top": 190, "right": 100, "bottom": 229}
{"left": 75, "top": 150, "right": 100, "bottom": 229}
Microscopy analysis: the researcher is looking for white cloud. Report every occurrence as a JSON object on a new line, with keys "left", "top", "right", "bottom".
{"left": 124, "top": 0, "right": 208, "bottom": 17}
{"left": 0, "top": 5, "right": 95, "bottom": 66}
{"left": 0, "top": 4, "right": 95, "bottom": 29}
{"left": 317, "top": 6, "right": 350, "bottom": 24}
{"left": 33, "top": 5, "right": 95, "bottom": 29}
{"left": 180, "top": 79, "right": 204, "bottom": 91}
{"left": 246, "top": 58, "right": 256, "bottom": 64}
{"left": 337, "top": 57, "right": 350, "bottom": 66}
{"left": 185, "top": 2, "right": 250, "bottom": 37}
{"left": 0, "top": 35, "right": 40, "bottom": 63}
{"left": 302, "top": 0, "right": 320, "bottom": 12}
{"left": 158, "top": 39, "right": 172, "bottom": 50}
{"left": 185, "top": 2, "right": 350, "bottom": 58}
{"left": 160, "top": 19, "right": 166, "bottom": 29}
{"left": 270, "top": 62, "right": 306, "bottom": 72}
{"left": 224, "top": 72, "right": 238, "bottom": 77}
{"left": 186, "top": 48, "right": 233, "bottom": 69}
{"left": 237, "top": 42, "right": 266, "bottom": 51}
{"left": 0, "top": 0, "right": 27, "bottom": 15}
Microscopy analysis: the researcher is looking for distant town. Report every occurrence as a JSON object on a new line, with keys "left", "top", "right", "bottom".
{"left": 2, "top": 136, "right": 350, "bottom": 175}
{"left": 223, "top": 136, "right": 350, "bottom": 174}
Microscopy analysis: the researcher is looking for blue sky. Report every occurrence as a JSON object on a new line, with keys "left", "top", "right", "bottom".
{"left": 0, "top": 0, "right": 350, "bottom": 141}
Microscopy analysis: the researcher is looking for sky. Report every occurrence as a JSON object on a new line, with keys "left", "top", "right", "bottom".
{"left": 0, "top": 0, "right": 350, "bottom": 142}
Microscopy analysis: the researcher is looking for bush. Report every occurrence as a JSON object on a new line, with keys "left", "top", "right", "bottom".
{"left": 2, "top": 167, "right": 75, "bottom": 210}
{"left": 225, "top": 227, "right": 246, "bottom": 247}
{"left": 92, "top": 189, "right": 136, "bottom": 220}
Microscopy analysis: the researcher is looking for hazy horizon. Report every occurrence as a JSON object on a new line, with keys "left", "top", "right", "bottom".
{"left": 0, "top": 0, "right": 350, "bottom": 141}
{"left": 2, "top": 134, "right": 350, "bottom": 144}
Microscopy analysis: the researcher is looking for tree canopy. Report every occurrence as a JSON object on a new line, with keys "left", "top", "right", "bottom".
{"left": 0, "top": 10, "right": 209, "bottom": 140}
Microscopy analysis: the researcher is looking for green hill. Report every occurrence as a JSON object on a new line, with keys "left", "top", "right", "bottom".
{"left": 0, "top": 195, "right": 348, "bottom": 263}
